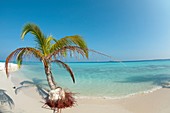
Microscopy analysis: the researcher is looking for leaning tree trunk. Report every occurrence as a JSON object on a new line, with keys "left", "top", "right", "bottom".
{"left": 43, "top": 60, "right": 76, "bottom": 113}
{"left": 44, "top": 61, "right": 57, "bottom": 90}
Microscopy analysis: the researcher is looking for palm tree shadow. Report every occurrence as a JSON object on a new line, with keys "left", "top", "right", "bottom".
{"left": 15, "top": 78, "right": 49, "bottom": 99}
{"left": 0, "top": 89, "right": 14, "bottom": 110}
{"left": 117, "top": 74, "right": 170, "bottom": 87}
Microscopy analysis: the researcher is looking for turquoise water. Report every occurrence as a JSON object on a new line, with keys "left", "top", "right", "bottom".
{"left": 10, "top": 60, "right": 170, "bottom": 98}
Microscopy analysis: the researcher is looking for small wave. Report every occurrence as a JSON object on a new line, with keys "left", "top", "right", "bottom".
{"left": 75, "top": 86, "right": 162, "bottom": 100}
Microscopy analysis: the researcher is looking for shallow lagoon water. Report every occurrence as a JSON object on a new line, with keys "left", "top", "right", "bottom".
{"left": 11, "top": 60, "right": 170, "bottom": 98}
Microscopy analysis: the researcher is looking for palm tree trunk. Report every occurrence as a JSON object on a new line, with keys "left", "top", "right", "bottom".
{"left": 44, "top": 61, "right": 57, "bottom": 90}
{"left": 43, "top": 61, "right": 76, "bottom": 111}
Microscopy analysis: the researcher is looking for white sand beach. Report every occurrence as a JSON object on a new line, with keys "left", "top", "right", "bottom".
{"left": 0, "top": 63, "right": 170, "bottom": 113}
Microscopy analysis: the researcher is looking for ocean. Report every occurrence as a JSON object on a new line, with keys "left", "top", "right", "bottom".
{"left": 10, "top": 60, "right": 170, "bottom": 99}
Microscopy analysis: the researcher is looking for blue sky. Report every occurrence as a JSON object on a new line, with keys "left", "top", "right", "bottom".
{"left": 0, "top": 0, "right": 170, "bottom": 61}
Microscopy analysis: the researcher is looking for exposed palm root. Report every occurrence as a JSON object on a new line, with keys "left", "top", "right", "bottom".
{"left": 43, "top": 88, "right": 76, "bottom": 113}
{"left": 46, "top": 92, "right": 75, "bottom": 108}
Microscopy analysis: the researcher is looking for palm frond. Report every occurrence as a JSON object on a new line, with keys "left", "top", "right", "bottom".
{"left": 46, "top": 36, "right": 57, "bottom": 46}
{"left": 51, "top": 60, "right": 75, "bottom": 83}
{"left": 50, "top": 35, "right": 88, "bottom": 58}
{"left": 25, "top": 47, "right": 44, "bottom": 59}
{"left": 0, "top": 89, "right": 14, "bottom": 109}
{"left": 47, "top": 46, "right": 88, "bottom": 60}
{"left": 16, "top": 49, "right": 26, "bottom": 68}
{"left": 44, "top": 36, "right": 57, "bottom": 56}
{"left": 5, "top": 48, "right": 25, "bottom": 77}
{"left": 5, "top": 47, "right": 43, "bottom": 77}
{"left": 21, "top": 23, "right": 47, "bottom": 55}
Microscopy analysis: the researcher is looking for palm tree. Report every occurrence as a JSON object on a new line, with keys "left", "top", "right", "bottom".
{"left": 5, "top": 23, "right": 88, "bottom": 112}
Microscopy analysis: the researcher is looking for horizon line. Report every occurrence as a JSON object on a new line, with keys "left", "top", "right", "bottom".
{"left": 1, "top": 58, "right": 170, "bottom": 63}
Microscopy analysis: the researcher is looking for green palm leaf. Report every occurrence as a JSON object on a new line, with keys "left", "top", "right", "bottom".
{"left": 47, "top": 46, "right": 88, "bottom": 60}
{"left": 45, "top": 36, "right": 57, "bottom": 55}
{"left": 50, "top": 35, "right": 88, "bottom": 58}
{"left": 21, "top": 23, "right": 47, "bottom": 55}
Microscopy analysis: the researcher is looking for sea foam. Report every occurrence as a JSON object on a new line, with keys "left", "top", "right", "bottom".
{"left": 75, "top": 86, "right": 162, "bottom": 100}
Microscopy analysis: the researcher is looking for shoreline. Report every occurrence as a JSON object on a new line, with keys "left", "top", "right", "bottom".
{"left": 74, "top": 86, "right": 162, "bottom": 100}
